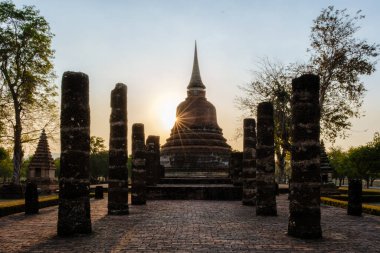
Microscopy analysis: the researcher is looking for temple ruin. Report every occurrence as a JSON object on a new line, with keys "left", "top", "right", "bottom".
{"left": 160, "top": 43, "right": 231, "bottom": 177}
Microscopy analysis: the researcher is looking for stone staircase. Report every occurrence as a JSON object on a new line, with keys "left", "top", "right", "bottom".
{"left": 147, "top": 177, "right": 242, "bottom": 200}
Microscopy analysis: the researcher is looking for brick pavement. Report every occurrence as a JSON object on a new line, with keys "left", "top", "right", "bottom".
{"left": 0, "top": 195, "right": 379, "bottom": 252}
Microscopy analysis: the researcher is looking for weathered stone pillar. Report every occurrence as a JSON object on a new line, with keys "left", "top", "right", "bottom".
{"left": 348, "top": 178, "right": 362, "bottom": 216}
{"left": 58, "top": 71, "right": 91, "bottom": 236}
{"left": 108, "top": 83, "right": 129, "bottom": 215}
{"left": 25, "top": 182, "right": 38, "bottom": 215}
{"left": 288, "top": 74, "right": 322, "bottom": 239}
{"left": 146, "top": 135, "right": 160, "bottom": 186}
{"left": 95, "top": 186, "right": 104, "bottom": 200}
{"left": 242, "top": 118, "right": 256, "bottom": 205}
{"left": 229, "top": 152, "right": 243, "bottom": 186}
{"left": 256, "top": 102, "right": 277, "bottom": 216}
{"left": 132, "top": 123, "right": 146, "bottom": 205}
{"left": 160, "top": 165, "right": 165, "bottom": 179}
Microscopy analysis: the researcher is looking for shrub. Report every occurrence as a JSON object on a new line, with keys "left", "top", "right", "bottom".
{"left": 321, "top": 197, "right": 380, "bottom": 216}
{"left": 329, "top": 194, "right": 380, "bottom": 202}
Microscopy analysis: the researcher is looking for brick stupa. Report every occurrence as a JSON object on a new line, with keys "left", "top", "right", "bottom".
{"left": 161, "top": 43, "right": 231, "bottom": 177}
{"left": 28, "top": 129, "right": 57, "bottom": 193}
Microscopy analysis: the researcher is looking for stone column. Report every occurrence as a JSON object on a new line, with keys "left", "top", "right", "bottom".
{"left": 229, "top": 152, "right": 243, "bottom": 186}
{"left": 348, "top": 178, "right": 362, "bottom": 216}
{"left": 132, "top": 123, "right": 146, "bottom": 205}
{"left": 108, "top": 83, "right": 129, "bottom": 215}
{"left": 288, "top": 74, "right": 322, "bottom": 239}
{"left": 95, "top": 186, "right": 104, "bottom": 200}
{"left": 146, "top": 135, "right": 160, "bottom": 185}
{"left": 25, "top": 182, "right": 38, "bottom": 214}
{"left": 160, "top": 165, "right": 165, "bottom": 178}
{"left": 58, "top": 71, "right": 91, "bottom": 236}
{"left": 242, "top": 118, "right": 256, "bottom": 205}
{"left": 256, "top": 102, "right": 277, "bottom": 216}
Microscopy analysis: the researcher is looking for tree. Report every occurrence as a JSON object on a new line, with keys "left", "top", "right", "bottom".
{"left": 90, "top": 151, "right": 108, "bottom": 181}
{"left": 237, "top": 59, "right": 292, "bottom": 183}
{"left": 328, "top": 133, "right": 380, "bottom": 188}
{"left": 328, "top": 146, "right": 349, "bottom": 186}
{"left": 303, "top": 6, "right": 379, "bottom": 141}
{"left": 54, "top": 157, "right": 60, "bottom": 177}
{"left": 237, "top": 7, "right": 379, "bottom": 180}
{"left": 0, "top": 1, "right": 57, "bottom": 184}
{"left": 0, "top": 147, "right": 12, "bottom": 183}
{"left": 359, "top": 132, "right": 380, "bottom": 187}
{"left": 346, "top": 145, "right": 370, "bottom": 188}
{"left": 344, "top": 132, "right": 380, "bottom": 188}
{"left": 90, "top": 136, "right": 106, "bottom": 154}
{"left": 89, "top": 136, "right": 108, "bottom": 181}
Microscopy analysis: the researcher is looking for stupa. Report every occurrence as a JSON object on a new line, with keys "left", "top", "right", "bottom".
{"left": 320, "top": 141, "right": 334, "bottom": 183}
{"left": 27, "top": 129, "right": 57, "bottom": 192}
{"left": 161, "top": 43, "right": 231, "bottom": 177}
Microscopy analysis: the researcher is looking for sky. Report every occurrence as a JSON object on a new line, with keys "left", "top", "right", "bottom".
{"left": 12, "top": 0, "right": 380, "bottom": 155}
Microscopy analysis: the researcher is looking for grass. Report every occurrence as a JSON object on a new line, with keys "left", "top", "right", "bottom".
{"left": 0, "top": 193, "right": 95, "bottom": 217}
{"left": 0, "top": 195, "right": 58, "bottom": 208}
{"left": 338, "top": 187, "right": 380, "bottom": 195}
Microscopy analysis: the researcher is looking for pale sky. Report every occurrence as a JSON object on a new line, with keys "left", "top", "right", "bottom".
{"left": 13, "top": 0, "right": 380, "bottom": 155}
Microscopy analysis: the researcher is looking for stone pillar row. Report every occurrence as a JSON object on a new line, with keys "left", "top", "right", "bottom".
{"left": 57, "top": 71, "right": 162, "bottom": 236}
{"left": 57, "top": 71, "right": 326, "bottom": 240}
{"left": 241, "top": 74, "right": 324, "bottom": 238}
{"left": 242, "top": 103, "right": 277, "bottom": 215}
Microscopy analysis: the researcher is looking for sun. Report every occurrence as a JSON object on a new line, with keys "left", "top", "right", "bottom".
{"left": 153, "top": 95, "right": 179, "bottom": 131}
{"left": 161, "top": 104, "right": 177, "bottom": 130}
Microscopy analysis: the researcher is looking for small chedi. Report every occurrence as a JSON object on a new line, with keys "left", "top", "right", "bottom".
{"left": 161, "top": 43, "right": 231, "bottom": 177}
{"left": 27, "top": 129, "right": 57, "bottom": 193}
{"left": 320, "top": 141, "right": 334, "bottom": 183}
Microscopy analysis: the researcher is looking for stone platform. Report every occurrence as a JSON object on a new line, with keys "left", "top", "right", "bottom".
{"left": 148, "top": 177, "right": 242, "bottom": 200}
{"left": 159, "top": 177, "right": 233, "bottom": 184}
{"left": 1, "top": 195, "right": 379, "bottom": 252}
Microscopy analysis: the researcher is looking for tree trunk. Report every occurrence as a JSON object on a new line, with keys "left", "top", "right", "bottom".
{"left": 12, "top": 107, "right": 22, "bottom": 185}
{"left": 275, "top": 148, "right": 286, "bottom": 184}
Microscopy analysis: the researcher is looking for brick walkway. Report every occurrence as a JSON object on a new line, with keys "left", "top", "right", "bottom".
{"left": 0, "top": 195, "right": 379, "bottom": 252}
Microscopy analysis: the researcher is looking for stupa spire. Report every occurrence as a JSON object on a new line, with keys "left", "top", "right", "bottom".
{"left": 188, "top": 41, "right": 206, "bottom": 90}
